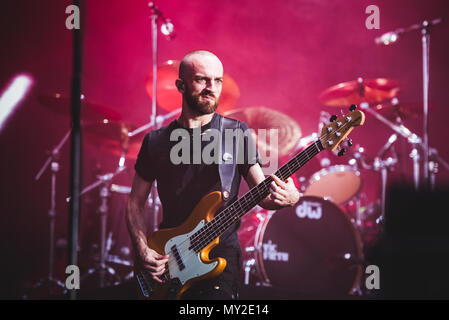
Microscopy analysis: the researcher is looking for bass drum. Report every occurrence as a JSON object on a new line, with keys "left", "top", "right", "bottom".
{"left": 239, "top": 196, "right": 363, "bottom": 297}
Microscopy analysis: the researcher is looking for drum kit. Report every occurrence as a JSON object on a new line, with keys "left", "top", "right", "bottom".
{"left": 235, "top": 77, "right": 449, "bottom": 297}
{"left": 30, "top": 57, "right": 448, "bottom": 298}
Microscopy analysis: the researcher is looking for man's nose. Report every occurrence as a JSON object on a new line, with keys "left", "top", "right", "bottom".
{"left": 205, "top": 79, "right": 218, "bottom": 92}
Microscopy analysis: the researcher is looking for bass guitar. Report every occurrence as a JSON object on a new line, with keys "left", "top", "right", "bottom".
{"left": 136, "top": 107, "right": 365, "bottom": 299}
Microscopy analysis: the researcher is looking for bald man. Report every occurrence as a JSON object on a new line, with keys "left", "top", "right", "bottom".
{"left": 126, "top": 50, "right": 300, "bottom": 300}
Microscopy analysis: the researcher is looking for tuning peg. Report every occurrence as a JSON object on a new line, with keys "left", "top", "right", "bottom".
{"left": 347, "top": 138, "right": 353, "bottom": 147}
{"left": 349, "top": 104, "right": 357, "bottom": 112}
{"left": 330, "top": 115, "right": 338, "bottom": 122}
{"left": 337, "top": 148, "right": 346, "bottom": 157}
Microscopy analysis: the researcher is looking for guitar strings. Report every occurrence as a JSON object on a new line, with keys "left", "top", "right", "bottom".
{"left": 192, "top": 118, "right": 356, "bottom": 249}
{"left": 191, "top": 142, "right": 319, "bottom": 250}
{"left": 140, "top": 119, "right": 355, "bottom": 284}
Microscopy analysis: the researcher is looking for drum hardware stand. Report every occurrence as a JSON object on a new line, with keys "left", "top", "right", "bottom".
{"left": 240, "top": 208, "right": 271, "bottom": 287}
{"left": 409, "top": 139, "right": 421, "bottom": 190}
{"left": 29, "top": 130, "right": 72, "bottom": 297}
{"left": 375, "top": 18, "right": 443, "bottom": 189}
{"left": 350, "top": 194, "right": 363, "bottom": 228}
{"left": 66, "top": 163, "right": 128, "bottom": 288}
{"left": 360, "top": 101, "right": 449, "bottom": 191}
{"left": 428, "top": 147, "right": 449, "bottom": 190}
{"left": 243, "top": 258, "right": 256, "bottom": 285}
{"left": 360, "top": 102, "right": 422, "bottom": 190}
{"left": 351, "top": 132, "right": 398, "bottom": 226}
{"left": 373, "top": 154, "right": 398, "bottom": 225}
{"left": 87, "top": 167, "right": 126, "bottom": 288}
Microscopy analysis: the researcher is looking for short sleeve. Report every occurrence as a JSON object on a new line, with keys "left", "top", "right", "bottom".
{"left": 134, "top": 133, "right": 157, "bottom": 182}
{"left": 238, "top": 121, "right": 262, "bottom": 179}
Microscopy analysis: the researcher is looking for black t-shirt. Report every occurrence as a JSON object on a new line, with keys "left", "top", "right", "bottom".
{"left": 134, "top": 112, "right": 260, "bottom": 288}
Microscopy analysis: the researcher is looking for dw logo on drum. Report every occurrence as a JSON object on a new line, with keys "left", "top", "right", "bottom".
{"left": 295, "top": 201, "right": 322, "bottom": 220}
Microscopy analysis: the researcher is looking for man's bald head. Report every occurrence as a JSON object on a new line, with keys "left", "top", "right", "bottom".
{"left": 178, "top": 50, "right": 223, "bottom": 80}
{"left": 176, "top": 50, "right": 224, "bottom": 115}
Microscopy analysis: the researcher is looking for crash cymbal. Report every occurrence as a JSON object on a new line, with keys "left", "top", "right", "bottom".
{"left": 83, "top": 120, "right": 146, "bottom": 160}
{"left": 38, "top": 93, "right": 122, "bottom": 121}
{"left": 145, "top": 60, "right": 240, "bottom": 113}
{"left": 224, "top": 106, "right": 302, "bottom": 158}
{"left": 320, "top": 78, "right": 400, "bottom": 107}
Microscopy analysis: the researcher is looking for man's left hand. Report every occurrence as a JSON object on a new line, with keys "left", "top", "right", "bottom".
{"left": 267, "top": 174, "right": 300, "bottom": 208}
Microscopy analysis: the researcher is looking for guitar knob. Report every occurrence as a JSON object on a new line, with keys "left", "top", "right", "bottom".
{"left": 337, "top": 148, "right": 346, "bottom": 157}
{"left": 349, "top": 104, "right": 357, "bottom": 112}
{"left": 347, "top": 138, "right": 353, "bottom": 147}
{"left": 330, "top": 115, "right": 337, "bottom": 122}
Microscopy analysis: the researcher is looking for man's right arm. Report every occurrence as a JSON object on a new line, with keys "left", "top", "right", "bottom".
{"left": 126, "top": 173, "right": 168, "bottom": 283}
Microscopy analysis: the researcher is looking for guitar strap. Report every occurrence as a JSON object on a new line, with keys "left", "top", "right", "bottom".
{"left": 218, "top": 116, "right": 241, "bottom": 202}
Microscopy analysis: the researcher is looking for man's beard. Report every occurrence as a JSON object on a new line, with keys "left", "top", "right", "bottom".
{"left": 185, "top": 92, "right": 219, "bottom": 115}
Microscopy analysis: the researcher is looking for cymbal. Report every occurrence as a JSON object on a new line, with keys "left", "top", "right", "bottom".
{"left": 145, "top": 60, "right": 240, "bottom": 113}
{"left": 371, "top": 99, "right": 423, "bottom": 122}
{"left": 38, "top": 93, "right": 122, "bottom": 121}
{"left": 320, "top": 78, "right": 400, "bottom": 107}
{"left": 224, "top": 106, "right": 302, "bottom": 158}
{"left": 83, "top": 120, "right": 146, "bottom": 160}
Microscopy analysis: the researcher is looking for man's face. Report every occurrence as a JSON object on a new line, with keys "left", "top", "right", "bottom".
{"left": 181, "top": 55, "right": 224, "bottom": 115}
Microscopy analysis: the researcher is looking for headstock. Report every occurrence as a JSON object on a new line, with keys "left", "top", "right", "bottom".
{"left": 320, "top": 107, "right": 365, "bottom": 152}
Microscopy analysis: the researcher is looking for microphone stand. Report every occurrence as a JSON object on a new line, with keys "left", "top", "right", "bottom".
{"left": 146, "top": 2, "right": 175, "bottom": 232}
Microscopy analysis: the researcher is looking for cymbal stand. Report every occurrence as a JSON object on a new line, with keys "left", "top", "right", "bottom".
{"left": 68, "top": 164, "right": 127, "bottom": 288}
{"left": 376, "top": 18, "right": 443, "bottom": 189}
{"left": 31, "top": 130, "right": 71, "bottom": 296}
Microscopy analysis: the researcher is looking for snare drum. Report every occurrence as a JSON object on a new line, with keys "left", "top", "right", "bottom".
{"left": 303, "top": 165, "right": 362, "bottom": 204}
{"left": 238, "top": 196, "right": 363, "bottom": 297}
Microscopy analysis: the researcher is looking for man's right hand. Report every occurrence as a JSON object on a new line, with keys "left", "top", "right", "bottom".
{"left": 137, "top": 246, "right": 169, "bottom": 284}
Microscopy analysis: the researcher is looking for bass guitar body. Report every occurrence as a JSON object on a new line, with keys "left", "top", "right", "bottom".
{"left": 136, "top": 191, "right": 227, "bottom": 300}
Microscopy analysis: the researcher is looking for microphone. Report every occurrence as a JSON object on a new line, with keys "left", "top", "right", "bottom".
{"left": 375, "top": 31, "right": 400, "bottom": 46}
{"left": 148, "top": 2, "right": 175, "bottom": 40}
{"left": 375, "top": 18, "right": 443, "bottom": 46}
{"left": 161, "top": 19, "right": 175, "bottom": 39}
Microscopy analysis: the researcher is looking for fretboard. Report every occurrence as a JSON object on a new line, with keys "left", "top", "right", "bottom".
{"left": 190, "top": 139, "right": 324, "bottom": 252}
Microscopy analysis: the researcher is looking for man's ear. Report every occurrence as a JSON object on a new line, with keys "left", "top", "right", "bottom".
{"left": 175, "top": 79, "right": 184, "bottom": 93}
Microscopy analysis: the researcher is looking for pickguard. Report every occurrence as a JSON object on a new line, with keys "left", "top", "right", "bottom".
{"left": 164, "top": 220, "right": 218, "bottom": 285}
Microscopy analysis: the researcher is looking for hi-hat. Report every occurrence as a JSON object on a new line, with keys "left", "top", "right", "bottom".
{"left": 224, "top": 106, "right": 302, "bottom": 158}
{"left": 320, "top": 78, "right": 400, "bottom": 107}
{"left": 145, "top": 60, "right": 240, "bottom": 113}
{"left": 38, "top": 93, "right": 122, "bottom": 122}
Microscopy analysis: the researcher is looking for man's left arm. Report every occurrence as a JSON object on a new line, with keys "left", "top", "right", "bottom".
{"left": 244, "top": 163, "right": 300, "bottom": 210}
